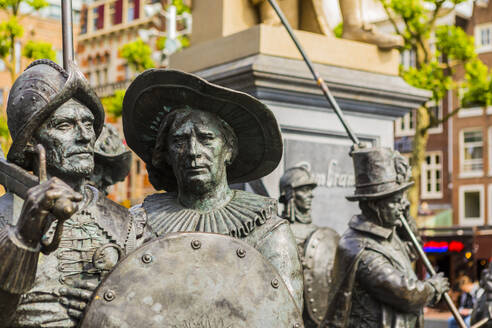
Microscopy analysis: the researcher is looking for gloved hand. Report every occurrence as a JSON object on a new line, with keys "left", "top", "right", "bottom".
{"left": 427, "top": 272, "right": 450, "bottom": 303}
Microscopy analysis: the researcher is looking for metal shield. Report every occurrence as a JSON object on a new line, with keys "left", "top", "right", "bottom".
{"left": 303, "top": 227, "right": 340, "bottom": 324}
{"left": 80, "top": 232, "right": 304, "bottom": 328}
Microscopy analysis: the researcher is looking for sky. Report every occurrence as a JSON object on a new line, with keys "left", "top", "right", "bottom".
{"left": 321, "top": 0, "right": 475, "bottom": 29}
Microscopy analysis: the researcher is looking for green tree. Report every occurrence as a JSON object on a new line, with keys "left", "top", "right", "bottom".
{"left": 120, "top": 39, "right": 155, "bottom": 73}
{"left": 102, "top": 89, "right": 126, "bottom": 119}
{"left": 0, "top": 0, "right": 56, "bottom": 82}
{"left": 22, "top": 40, "right": 56, "bottom": 61}
{"left": 379, "top": 0, "right": 491, "bottom": 218}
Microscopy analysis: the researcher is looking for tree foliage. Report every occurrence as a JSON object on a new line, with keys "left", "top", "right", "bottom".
{"left": 102, "top": 89, "right": 126, "bottom": 119}
{"left": 120, "top": 39, "right": 155, "bottom": 72}
{"left": 22, "top": 40, "right": 56, "bottom": 61}
{"left": 0, "top": 0, "right": 55, "bottom": 83}
{"left": 379, "top": 0, "right": 492, "bottom": 217}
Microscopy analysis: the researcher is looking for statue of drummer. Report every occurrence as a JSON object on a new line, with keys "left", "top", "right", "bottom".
{"left": 279, "top": 166, "right": 339, "bottom": 327}
{"left": 122, "top": 69, "right": 303, "bottom": 310}
{"left": 0, "top": 59, "right": 150, "bottom": 328}
{"left": 320, "top": 147, "right": 450, "bottom": 328}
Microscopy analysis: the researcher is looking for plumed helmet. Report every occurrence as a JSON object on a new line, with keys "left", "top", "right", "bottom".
{"left": 279, "top": 166, "right": 317, "bottom": 203}
{"left": 6, "top": 59, "right": 104, "bottom": 170}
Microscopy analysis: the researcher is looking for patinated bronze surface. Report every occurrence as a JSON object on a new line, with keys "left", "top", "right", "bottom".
{"left": 88, "top": 123, "right": 131, "bottom": 194}
{"left": 279, "top": 166, "right": 340, "bottom": 327}
{"left": 121, "top": 69, "right": 304, "bottom": 315}
{"left": 81, "top": 232, "right": 303, "bottom": 327}
{"left": 471, "top": 263, "right": 492, "bottom": 327}
{"left": 0, "top": 59, "right": 149, "bottom": 328}
{"left": 320, "top": 148, "right": 450, "bottom": 328}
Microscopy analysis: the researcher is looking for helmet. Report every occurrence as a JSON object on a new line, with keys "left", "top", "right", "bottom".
{"left": 6, "top": 59, "right": 104, "bottom": 169}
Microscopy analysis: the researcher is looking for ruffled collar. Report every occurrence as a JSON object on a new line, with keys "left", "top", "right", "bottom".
{"left": 143, "top": 190, "right": 277, "bottom": 238}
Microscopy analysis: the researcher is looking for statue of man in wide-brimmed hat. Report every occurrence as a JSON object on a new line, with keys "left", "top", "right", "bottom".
{"left": 0, "top": 60, "right": 150, "bottom": 328}
{"left": 279, "top": 166, "right": 339, "bottom": 327}
{"left": 123, "top": 69, "right": 303, "bottom": 310}
{"left": 320, "top": 147, "right": 449, "bottom": 328}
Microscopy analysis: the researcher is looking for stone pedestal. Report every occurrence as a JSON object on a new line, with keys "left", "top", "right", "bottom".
{"left": 169, "top": 24, "right": 430, "bottom": 233}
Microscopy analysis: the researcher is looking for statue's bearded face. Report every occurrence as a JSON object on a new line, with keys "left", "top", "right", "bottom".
{"left": 294, "top": 185, "right": 314, "bottom": 214}
{"left": 165, "top": 110, "right": 233, "bottom": 194}
{"left": 34, "top": 99, "right": 96, "bottom": 179}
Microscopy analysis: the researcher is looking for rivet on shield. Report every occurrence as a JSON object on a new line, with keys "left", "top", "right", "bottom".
{"left": 309, "top": 298, "right": 314, "bottom": 303}
{"left": 293, "top": 323, "right": 301, "bottom": 328}
{"left": 191, "top": 239, "right": 201, "bottom": 249}
{"left": 142, "top": 253, "right": 153, "bottom": 264}
{"left": 271, "top": 278, "right": 280, "bottom": 289}
{"left": 318, "top": 316, "right": 324, "bottom": 321}
{"left": 236, "top": 248, "right": 246, "bottom": 258}
{"left": 312, "top": 308, "right": 317, "bottom": 313}
{"left": 103, "top": 289, "right": 116, "bottom": 302}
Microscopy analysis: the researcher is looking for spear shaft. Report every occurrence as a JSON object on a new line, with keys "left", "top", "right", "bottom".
{"left": 266, "top": 0, "right": 360, "bottom": 146}
{"left": 61, "top": 0, "right": 74, "bottom": 69}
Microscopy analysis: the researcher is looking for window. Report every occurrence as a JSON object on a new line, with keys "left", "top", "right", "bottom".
{"left": 127, "top": 0, "right": 135, "bottom": 22}
{"left": 0, "top": 59, "right": 5, "bottom": 71}
{"left": 421, "top": 152, "right": 443, "bottom": 199}
{"left": 459, "top": 185, "right": 484, "bottom": 226}
{"left": 93, "top": 7, "right": 99, "bottom": 31}
{"left": 428, "top": 100, "right": 443, "bottom": 134}
{"left": 460, "top": 129, "right": 483, "bottom": 177}
{"left": 400, "top": 49, "right": 416, "bottom": 69}
{"left": 395, "top": 110, "right": 415, "bottom": 137}
{"left": 475, "top": 24, "right": 492, "bottom": 53}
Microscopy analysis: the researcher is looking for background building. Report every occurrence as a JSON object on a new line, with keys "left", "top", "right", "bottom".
{"left": 376, "top": 3, "right": 492, "bottom": 284}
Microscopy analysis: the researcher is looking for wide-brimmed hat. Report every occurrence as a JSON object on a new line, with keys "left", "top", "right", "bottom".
{"left": 7, "top": 59, "right": 104, "bottom": 169}
{"left": 279, "top": 166, "right": 317, "bottom": 203}
{"left": 346, "top": 147, "right": 413, "bottom": 201}
{"left": 122, "top": 69, "right": 283, "bottom": 191}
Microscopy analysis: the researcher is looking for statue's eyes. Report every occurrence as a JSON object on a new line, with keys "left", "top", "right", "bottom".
{"left": 83, "top": 120, "right": 93, "bottom": 129}
{"left": 55, "top": 122, "right": 72, "bottom": 130}
{"left": 172, "top": 136, "right": 186, "bottom": 144}
{"left": 198, "top": 133, "right": 215, "bottom": 142}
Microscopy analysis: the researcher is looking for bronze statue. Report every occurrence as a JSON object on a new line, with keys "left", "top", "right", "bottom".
{"left": 88, "top": 123, "right": 132, "bottom": 194}
{"left": 279, "top": 166, "right": 340, "bottom": 327}
{"left": 121, "top": 69, "right": 304, "bottom": 311}
{"left": 320, "top": 147, "right": 449, "bottom": 328}
{"left": 0, "top": 59, "right": 150, "bottom": 328}
{"left": 471, "top": 263, "right": 492, "bottom": 328}
{"left": 252, "top": 0, "right": 403, "bottom": 49}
